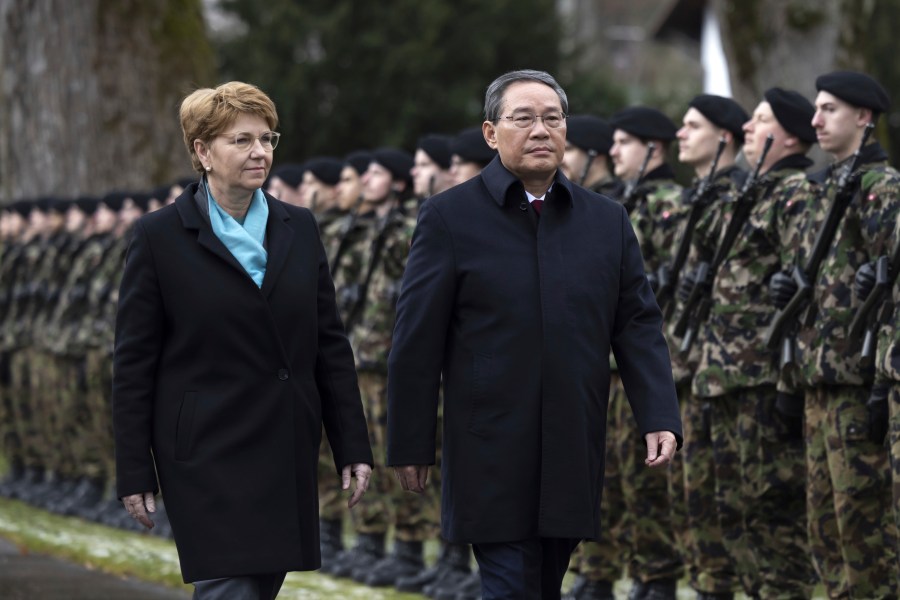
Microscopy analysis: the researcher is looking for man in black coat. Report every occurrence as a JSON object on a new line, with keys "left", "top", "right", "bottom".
{"left": 387, "top": 70, "right": 683, "bottom": 600}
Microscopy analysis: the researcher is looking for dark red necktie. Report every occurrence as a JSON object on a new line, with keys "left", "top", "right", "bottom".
{"left": 532, "top": 199, "right": 543, "bottom": 215}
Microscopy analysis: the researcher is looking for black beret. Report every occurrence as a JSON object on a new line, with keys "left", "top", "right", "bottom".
{"left": 304, "top": 157, "right": 344, "bottom": 186}
{"left": 130, "top": 192, "right": 152, "bottom": 213}
{"left": 74, "top": 196, "right": 99, "bottom": 215}
{"left": 816, "top": 70, "right": 890, "bottom": 114}
{"left": 450, "top": 127, "right": 497, "bottom": 165}
{"left": 11, "top": 200, "right": 33, "bottom": 217}
{"left": 37, "top": 197, "right": 65, "bottom": 214}
{"left": 271, "top": 163, "right": 305, "bottom": 188}
{"left": 345, "top": 150, "right": 373, "bottom": 176}
{"left": 100, "top": 190, "right": 129, "bottom": 212}
{"left": 372, "top": 147, "right": 414, "bottom": 184}
{"left": 610, "top": 107, "right": 677, "bottom": 142}
{"left": 566, "top": 115, "right": 614, "bottom": 154}
{"left": 688, "top": 94, "right": 749, "bottom": 145}
{"left": 417, "top": 134, "right": 453, "bottom": 170}
{"left": 763, "top": 88, "right": 816, "bottom": 144}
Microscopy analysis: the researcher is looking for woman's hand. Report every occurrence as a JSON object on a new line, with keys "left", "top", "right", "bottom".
{"left": 121, "top": 492, "right": 156, "bottom": 529}
{"left": 341, "top": 463, "right": 372, "bottom": 508}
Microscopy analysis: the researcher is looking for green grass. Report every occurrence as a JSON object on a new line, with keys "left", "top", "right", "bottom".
{"left": 0, "top": 495, "right": 827, "bottom": 599}
{"left": 0, "top": 496, "right": 424, "bottom": 599}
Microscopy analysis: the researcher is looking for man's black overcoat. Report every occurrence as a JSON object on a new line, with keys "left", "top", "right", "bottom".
{"left": 387, "top": 158, "right": 682, "bottom": 544}
{"left": 113, "top": 185, "right": 372, "bottom": 582}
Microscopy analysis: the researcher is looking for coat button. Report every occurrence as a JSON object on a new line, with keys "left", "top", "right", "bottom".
{"left": 278, "top": 368, "right": 289, "bottom": 380}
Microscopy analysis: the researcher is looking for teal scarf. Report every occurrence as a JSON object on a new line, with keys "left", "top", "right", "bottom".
{"left": 207, "top": 186, "right": 269, "bottom": 287}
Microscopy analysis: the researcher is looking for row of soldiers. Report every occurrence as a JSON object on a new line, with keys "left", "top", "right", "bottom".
{"left": 1, "top": 70, "right": 899, "bottom": 600}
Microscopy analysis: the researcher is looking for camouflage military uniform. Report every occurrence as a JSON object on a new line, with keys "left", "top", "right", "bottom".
{"left": 610, "top": 166, "right": 686, "bottom": 586}
{"left": 691, "top": 156, "right": 816, "bottom": 598}
{"left": 790, "top": 144, "right": 900, "bottom": 597}
{"left": 0, "top": 234, "right": 26, "bottom": 478}
{"left": 676, "top": 166, "right": 746, "bottom": 595}
{"left": 351, "top": 209, "right": 438, "bottom": 542}
{"left": 878, "top": 219, "right": 900, "bottom": 556}
{"left": 6, "top": 235, "right": 49, "bottom": 476}
{"left": 325, "top": 209, "right": 383, "bottom": 536}
{"left": 50, "top": 231, "right": 119, "bottom": 486}
{"left": 316, "top": 207, "right": 350, "bottom": 524}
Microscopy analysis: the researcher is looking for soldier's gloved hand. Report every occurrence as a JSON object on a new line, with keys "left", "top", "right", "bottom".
{"left": 854, "top": 261, "right": 877, "bottom": 303}
{"left": 768, "top": 271, "right": 797, "bottom": 310}
{"left": 774, "top": 392, "right": 804, "bottom": 441}
{"left": 677, "top": 268, "right": 697, "bottom": 304}
{"left": 866, "top": 384, "right": 890, "bottom": 445}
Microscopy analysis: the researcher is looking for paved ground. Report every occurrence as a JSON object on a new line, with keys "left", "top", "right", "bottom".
{"left": 0, "top": 537, "right": 190, "bottom": 600}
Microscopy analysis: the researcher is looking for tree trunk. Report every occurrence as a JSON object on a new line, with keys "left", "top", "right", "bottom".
{"left": 0, "top": 0, "right": 214, "bottom": 203}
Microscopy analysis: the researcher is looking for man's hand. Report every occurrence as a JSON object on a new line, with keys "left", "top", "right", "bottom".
{"left": 644, "top": 431, "right": 677, "bottom": 467}
{"left": 393, "top": 465, "right": 429, "bottom": 493}
{"left": 121, "top": 492, "right": 156, "bottom": 529}
{"left": 342, "top": 463, "right": 372, "bottom": 508}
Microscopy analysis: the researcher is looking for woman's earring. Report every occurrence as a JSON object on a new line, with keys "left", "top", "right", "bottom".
{"left": 205, "top": 166, "right": 212, "bottom": 172}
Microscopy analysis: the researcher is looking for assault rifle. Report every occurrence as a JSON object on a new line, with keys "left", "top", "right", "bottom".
{"left": 848, "top": 235, "right": 900, "bottom": 367}
{"left": 675, "top": 134, "right": 774, "bottom": 355}
{"left": 656, "top": 136, "right": 728, "bottom": 319}
{"left": 621, "top": 142, "right": 656, "bottom": 215}
{"left": 764, "top": 123, "right": 875, "bottom": 370}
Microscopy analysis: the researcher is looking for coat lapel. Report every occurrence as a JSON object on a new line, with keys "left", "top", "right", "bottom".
{"left": 260, "top": 198, "right": 294, "bottom": 297}
{"left": 176, "top": 189, "right": 250, "bottom": 281}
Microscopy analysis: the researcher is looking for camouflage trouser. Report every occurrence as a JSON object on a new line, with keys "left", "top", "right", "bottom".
{"left": 576, "top": 372, "right": 630, "bottom": 582}
{"left": 10, "top": 348, "right": 44, "bottom": 471}
{"left": 805, "top": 385, "right": 898, "bottom": 598}
{"left": 0, "top": 351, "right": 24, "bottom": 472}
{"left": 682, "top": 390, "right": 738, "bottom": 594}
{"left": 615, "top": 374, "right": 684, "bottom": 583}
{"left": 891, "top": 384, "right": 900, "bottom": 565}
{"left": 83, "top": 349, "right": 113, "bottom": 485}
{"left": 709, "top": 387, "right": 815, "bottom": 599}
{"left": 317, "top": 431, "right": 345, "bottom": 522}
{"left": 667, "top": 386, "right": 690, "bottom": 567}
{"left": 347, "top": 371, "right": 390, "bottom": 534}
{"left": 355, "top": 370, "right": 438, "bottom": 541}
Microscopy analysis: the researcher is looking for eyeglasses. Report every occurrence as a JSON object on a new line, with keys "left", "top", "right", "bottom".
{"left": 220, "top": 131, "right": 281, "bottom": 151}
{"left": 500, "top": 112, "right": 566, "bottom": 129}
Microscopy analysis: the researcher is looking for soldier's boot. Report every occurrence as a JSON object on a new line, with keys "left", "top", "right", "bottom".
{"left": 0, "top": 460, "right": 25, "bottom": 496}
{"left": 578, "top": 579, "right": 615, "bottom": 600}
{"left": 58, "top": 477, "right": 104, "bottom": 516}
{"left": 318, "top": 518, "right": 344, "bottom": 568}
{"left": 363, "top": 540, "right": 424, "bottom": 587}
{"left": 696, "top": 593, "right": 734, "bottom": 600}
{"left": 12, "top": 466, "right": 45, "bottom": 502}
{"left": 634, "top": 578, "right": 676, "bottom": 600}
{"left": 421, "top": 544, "right": 473, "bottom": 597}
{"left": 398, "top": 541, "right": 471, "bottom": 593}
{"left": 329, "top": 532, "right": 384, "bottom": 579}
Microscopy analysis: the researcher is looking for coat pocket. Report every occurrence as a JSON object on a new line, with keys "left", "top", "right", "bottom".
{"left": 174, "top": 391, "right": 198, "bottom": 461}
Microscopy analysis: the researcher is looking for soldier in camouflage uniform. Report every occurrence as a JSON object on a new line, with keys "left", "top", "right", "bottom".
{"left": 265, "top": 162, "right": 305, "bottom": 207}
{"left": 326, "top": 148, "right": 415, "bottom": 581}
{"left": 560, "top": 114, "right": 631, "bottom": 600}
{"left": 316, "top": 151, "right": 372, "bottom": 566}
{"left": 301, "top": 157, "right": 344, "bottom": 228}
{"left": 770, "top": 71, "right": 900, "bottom": 598}
{"left": 681, "top": 89, "right": 819, "bottom": 598}
{"left": 0, "top": 201, "right": 32, "bottom": 495}
{"left": 672, "top": 95, "right": 749, "bottom": 600}
{"left": 606, "top": 107, "right": 685, "bottom": 600}
{"left": 562, "top": 115, "right": 623, "bottom": 199}
{"left": 448, "top": 126, "right": 498, "bottom": 187}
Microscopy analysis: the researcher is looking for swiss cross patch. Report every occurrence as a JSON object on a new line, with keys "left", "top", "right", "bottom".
{"left": 867, "top": 193, "right": 877, "bottom": 202}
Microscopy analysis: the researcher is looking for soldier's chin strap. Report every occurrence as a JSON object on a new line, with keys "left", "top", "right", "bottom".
{"left": 578, "top": 150, "right": 597, "bottom": 186}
